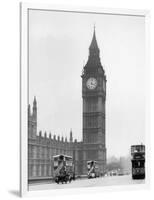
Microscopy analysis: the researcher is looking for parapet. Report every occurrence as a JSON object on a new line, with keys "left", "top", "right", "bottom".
{"left": 36, "top": 130, "right": 81, "bottom": 147}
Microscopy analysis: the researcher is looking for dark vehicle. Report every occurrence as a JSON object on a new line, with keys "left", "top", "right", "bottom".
{"left": 53, "top": 154, "right": 75, "bottom": 184}
{"left": 87, "top": 160, "right": 99, "bottom": 178}
{"left": 131, "top": 144, "right": 145, "bottom": 179}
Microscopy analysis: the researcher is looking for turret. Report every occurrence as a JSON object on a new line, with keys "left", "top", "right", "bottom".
{"left": 28, "top": 98, "right": 37, "bottom": 139}
{"left": 69, "top": 129, "right": 73, "bottom": 142}
{"left": 32, "top": 96, "right": 37, "bottom": 120}
{"left": 28, "top": 104, "right": 31, "bottom": 118}
{"left": 39, "top": 130, "right": 42, "bottom": 137}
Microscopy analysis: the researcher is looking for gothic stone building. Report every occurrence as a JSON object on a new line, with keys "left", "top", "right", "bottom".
{"left": 28, "top": 28, "right": 107, "bottom": 180}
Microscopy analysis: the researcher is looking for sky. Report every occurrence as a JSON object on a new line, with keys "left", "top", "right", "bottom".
{"left": 29, "top": 9, "right": 146, "bottom": 157}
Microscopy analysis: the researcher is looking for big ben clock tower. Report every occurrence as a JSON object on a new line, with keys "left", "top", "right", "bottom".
{"left": 81, "top": 27, "right": 107, "bottom": 175}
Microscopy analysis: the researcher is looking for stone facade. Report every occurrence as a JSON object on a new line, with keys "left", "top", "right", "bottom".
{"left": 28, "top": 101, "right": 83, "bottom": 179}
{"left": 81, "top": 27, "right": 107, "bottom": 174}
{"left": 28, "top": 28, "right": 106, "bottom": 180}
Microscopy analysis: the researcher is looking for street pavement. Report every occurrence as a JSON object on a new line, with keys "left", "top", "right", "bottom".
{"left": 28, "top": 175, "right": 145, "bottom": 191}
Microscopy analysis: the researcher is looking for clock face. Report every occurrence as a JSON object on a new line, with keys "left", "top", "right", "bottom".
{"left": 86, "top": 78, "right": 97, "bottom": 90}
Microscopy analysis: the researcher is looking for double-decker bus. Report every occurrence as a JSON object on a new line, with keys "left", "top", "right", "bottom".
{"left": 87, "top": 160, "right": 99, "bottom": 178}
{"left": 131, "top": 145, "right": 145, "bottom": 179}
{"left": 53, "top": 154, "right": 75, "bottom": 184}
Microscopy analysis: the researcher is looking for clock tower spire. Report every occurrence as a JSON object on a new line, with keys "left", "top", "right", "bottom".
{"left": 82, "top": 27, "right": 104, "bottom": 76}
{"left": 89, "top": 25, "right": 99, "bottom": 52}
{"left": 81, "top": 27, "right": 106, "bottom": 175}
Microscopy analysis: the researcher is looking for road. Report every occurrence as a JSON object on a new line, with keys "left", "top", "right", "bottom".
{"left": 28, "top": 175, "right": 145, "bottom": 191}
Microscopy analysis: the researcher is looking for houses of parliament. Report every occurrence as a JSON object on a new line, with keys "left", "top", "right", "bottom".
{"left": 28, "top": 28, "right": 107, "bottom": 180}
